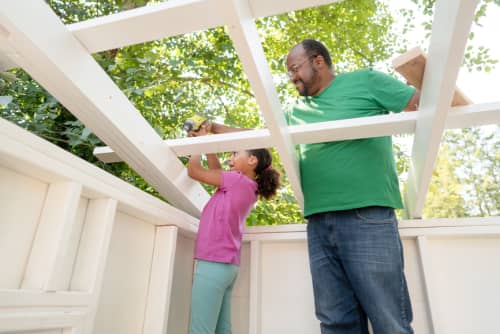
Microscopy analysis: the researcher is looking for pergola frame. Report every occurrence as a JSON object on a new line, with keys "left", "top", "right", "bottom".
{"left": 1, "top": 0, "right": 498, "bottom": 218}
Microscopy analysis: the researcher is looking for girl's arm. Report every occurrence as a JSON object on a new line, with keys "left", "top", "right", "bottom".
{"left": 187, "top": 154, "right": 222, "bottom": 187}
{"left": 206, "top": 153, "right": 222, "bottom": 170}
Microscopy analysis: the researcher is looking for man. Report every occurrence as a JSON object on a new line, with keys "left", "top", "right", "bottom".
{"left": 205, "top": 39, "right": 420, "bottom": 334}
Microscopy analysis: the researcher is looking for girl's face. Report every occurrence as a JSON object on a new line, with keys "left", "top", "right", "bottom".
{"left": 228, "top": 150, "right": 256, "bottom": 173}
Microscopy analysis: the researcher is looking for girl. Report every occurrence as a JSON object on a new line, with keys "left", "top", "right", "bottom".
{"left": 187, "top": 122, "right": 280, "bottom": 334}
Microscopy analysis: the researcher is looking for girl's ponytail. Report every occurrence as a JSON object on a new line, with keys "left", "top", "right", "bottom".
{"left": 247, "top": 149, "right": 281, "bottom": 200}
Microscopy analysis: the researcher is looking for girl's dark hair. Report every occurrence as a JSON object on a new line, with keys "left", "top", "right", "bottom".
{"left": 247, "top": 148, "right": 281, "bottom": 200}
{"left": 300, "top": 39, "right": 332, "bottom": 69}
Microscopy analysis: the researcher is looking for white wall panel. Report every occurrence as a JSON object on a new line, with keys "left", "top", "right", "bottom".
{"left": 401, "top": 237, "right": 433, "bottom": 334}
{"left": 166, "top": 234, "right": 195, "bottom": 334}
{"left": 232, "top": 243, "right": 250, "bottom": 334}
{"left": 426, "top": 237, "right": 500, "bottom": 334}
{"left": 91, "top": 212, "right": 155, "bottom": 334}
{"left": 0, "top": 166, "right": 48, "bottom": 289}
{"left": 260, "top": 241, "right": 319, "bottom": 334}
{"left": 57, "top": 198, "right": 89, "bottom": 291}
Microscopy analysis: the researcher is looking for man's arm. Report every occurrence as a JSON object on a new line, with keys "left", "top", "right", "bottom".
{"left": 208, "top": 121, "right": 252, "bottom": 134}
{"left": 404, "top": 89, "right": 421, "bottom": 112}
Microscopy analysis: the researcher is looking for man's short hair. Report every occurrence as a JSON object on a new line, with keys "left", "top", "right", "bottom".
{"left": 301, "top": 39, "right": 332, "bottom": 69}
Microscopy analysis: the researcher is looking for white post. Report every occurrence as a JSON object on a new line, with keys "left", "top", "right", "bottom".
{"left": 22, "top": 181, "right": 82, "bottom": 291}
{"left": 404, "top": 0, "right": 480, "bottom": 218}
{"left": 249, "top": 240, "right": 262, "bottom": 334}
{"left": 225, "top": 0, "right": 304, "bottom": 208}
{"left": 70, "top": 198, "right": 117, "bottom": 334}
{"left": 143, "top": 226, "right": 178, "bottom": 334}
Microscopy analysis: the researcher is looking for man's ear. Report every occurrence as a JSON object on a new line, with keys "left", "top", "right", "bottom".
{"left": 314, "top": 55, "right": 325, "bottom": 68}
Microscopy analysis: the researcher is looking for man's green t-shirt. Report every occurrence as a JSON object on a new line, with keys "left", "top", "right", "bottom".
{"left": 287, "top": 69, "right": 415, "bottom": 217}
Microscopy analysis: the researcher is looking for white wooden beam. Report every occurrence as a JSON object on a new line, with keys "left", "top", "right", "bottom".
{"left": 0, "top": 310, "right": 86, "bottom": 332}
{"left": 251, "top": 0, "right": 343, "bottom": 18}
{"left": 416, "top": 236, "right": 439, "bottom": 334}
{"left": 0, "top": 1, "right": 209, "bottom": 217}
{"left": 444, "top": 101, "right": 500, "bottom": 129}
{"left": 0, "top": 53, "right": 16, "bottom": 71}
{"left": 70, "top": 198, "right": 117, "bottom": 293}
{"left": 215, "top": 0, "right": 304, "bottom": 207}
{"left": 68, "top": 0, "right": 227, "bottom": 54}
{"left": 94, "top": 102, "right": 500, "bottom": 161}
{"left": 0, "top": 290, "right": 91, "bottom": 307}
{"left": 22, "top": 181, "right": 82, "bottom": 291}
{"left": 71, "top": 198, "right": 117, "bottom": 334}
{"left": 404, "top": 0, "right": 480, "bottom": 218}
{"left": 249, "top": 240, "right": 262, "bottom": 334}
{"left": 143, "top": 226, "right": 178, "bottom": 334}
{"left": 67, "top": 0, "right": 342, "bottom": 53}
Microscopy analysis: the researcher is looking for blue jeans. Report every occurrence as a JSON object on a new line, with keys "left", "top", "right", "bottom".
{"left": 307, "top": 206, "right": 413, "bottom": 334}
{"left": 189, "top": 260, "right": 239, "bottom": 334}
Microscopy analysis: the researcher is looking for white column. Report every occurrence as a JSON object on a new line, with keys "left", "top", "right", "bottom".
{"left": 225, "top": 0, "right": 304, "bottom": 208}
{"left": 142, "top": 226, "right": 178, "bottom": 334}
{"left": 404, "top": 0, "right": 479, "bottom": 218}
{"left": 22, "top": 181, "right": 82, "bottom": 291}
{"left": 71, "top": 198, "right": 117, "bottom": 334}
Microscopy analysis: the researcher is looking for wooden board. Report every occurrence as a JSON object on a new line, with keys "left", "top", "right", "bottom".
{"left": 392, "top": 47, "right": 472, "bottom": 106}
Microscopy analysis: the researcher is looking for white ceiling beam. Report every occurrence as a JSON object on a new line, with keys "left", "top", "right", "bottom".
{"left": 404, "top": 0, "right": 479, "bottom": 219}
{"left": 67, "top": 0, "right": 342, "bottom": 54}
{"left": 68, "top": 0, "right": 227, "bottom": 54}
{"left": 0, "top": 31, "right": 18, "bottom": 71}
{"left": 95, "top": 102, "right": 500, "bottom": 162}
{"left": 0, "top": 53, "right": 16, "bottom": 71}
{"left": 0, "top": 0, "right": 209, "bottom": 217}
{"left": 250, "top": 0, "right": 343, "bottom": 18}
{"left": 225, "top": 0, "right": 304, "bottom": 208}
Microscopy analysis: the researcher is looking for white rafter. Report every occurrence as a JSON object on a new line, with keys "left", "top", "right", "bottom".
{"left": 225, "top": 0, "right": 304, "bottom": 208}
{"left": 68, "top": 0, "right": 227, "bottom": 54}
{"left": 94, "top": 102, "right": 500, "bottom": 161}
{"left": 0, "top": 1, "right": 209, "bottom": 217}
{"left": 404, "top": 0, "right": 480, "bottom": 218}
{"left": 67, "top": 0, "right": 342, "bottom": 54}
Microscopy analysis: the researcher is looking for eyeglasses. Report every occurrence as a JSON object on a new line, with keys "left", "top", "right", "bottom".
{"left": 286, "top": 54, "right": 318, "bottom": 80}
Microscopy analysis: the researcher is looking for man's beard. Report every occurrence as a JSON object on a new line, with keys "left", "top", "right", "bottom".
{"left": 298, "top": 68, "right": 319, "bottom": 96}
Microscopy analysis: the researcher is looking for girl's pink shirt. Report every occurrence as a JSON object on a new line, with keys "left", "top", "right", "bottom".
{"left": 194, "top": 171, "right": 257, "bottom": 265}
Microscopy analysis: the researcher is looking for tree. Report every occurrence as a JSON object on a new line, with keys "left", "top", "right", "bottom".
{"left": 422, "top": 144, "right": 468, "bottom": 218}
{"left": 443, "top": 127, "right": 500, "bottom": 216}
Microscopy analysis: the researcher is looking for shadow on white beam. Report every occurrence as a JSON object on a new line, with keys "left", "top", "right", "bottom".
{"left": 94, "top": 101, "right": 500, "bottom": 162}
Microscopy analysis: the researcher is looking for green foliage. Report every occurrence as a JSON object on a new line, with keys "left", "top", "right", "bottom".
{"left": 403, "top": 0, "right": 499, "bottom": 72}
{"left": 441, "top": 127, "right": 500, "bottom": 216}
{"left": 423, "top": 144, "right": 468, "bottom": 218}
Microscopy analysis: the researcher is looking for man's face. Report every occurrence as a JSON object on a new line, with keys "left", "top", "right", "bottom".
{"left": 286, "top": 47, "right": 319, "bottom": 96}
